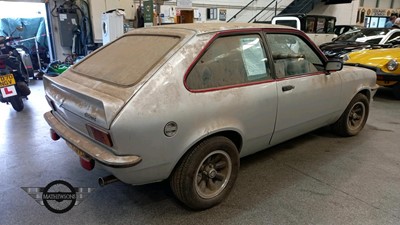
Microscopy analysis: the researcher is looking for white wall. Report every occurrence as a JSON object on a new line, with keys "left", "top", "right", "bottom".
{"left": 47, "top": 0, "right": 69, "bottom": 61}
{"left": 361, "top": 0, "right": 400, "bottom": 8}
{"left": 160, "top": 0, "right": 293, "bottom": 23}
{"left": 378, "top": 1, "right": 392, "bottom": 9}
{"left": 48, "top": 0, "right": 400, "bottom": 61}
{"left": 395, "top": 0, "right": 400, "bottom": 8}
{"left": 311, "top": 0, "right": 360, "bottom": 25}
{"left": 0, "top": 1, "right": 46, "bottom": 18}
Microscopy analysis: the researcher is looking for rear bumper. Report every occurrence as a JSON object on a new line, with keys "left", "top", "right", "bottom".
{"left": 44, "top": 111, "right": 142, "bottom": 168}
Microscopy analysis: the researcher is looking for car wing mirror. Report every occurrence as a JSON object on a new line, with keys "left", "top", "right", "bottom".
{"left": 325, "top": 60, "right": 343, "bottom": 73}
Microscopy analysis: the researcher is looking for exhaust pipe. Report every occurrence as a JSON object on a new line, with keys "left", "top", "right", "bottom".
{"left": 98, "top": 175, "right": 119, "bottom": 187}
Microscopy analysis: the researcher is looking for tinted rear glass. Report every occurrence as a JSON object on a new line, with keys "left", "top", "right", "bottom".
{"left": 275, "top": 20, "right": 298, "bottom": 28}
{"left": 73, "top": 35, "right": 181, "bottom": 86}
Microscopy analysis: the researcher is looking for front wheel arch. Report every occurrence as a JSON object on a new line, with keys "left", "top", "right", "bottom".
{"left": 331, "top": 92, "right": 369, "bottom": 136}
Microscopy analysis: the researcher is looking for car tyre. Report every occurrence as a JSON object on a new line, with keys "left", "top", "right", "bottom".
{"left": 332, "top": 93, "right": 369, "bottom": 136}
{"left": 392, "top": 83, "right": 400, "bottom": 100}
{"left": 9, "top": 96, "right": 24, "bottom": 112}
{"left": 170, "top": 136, "right": 239, "bottom": 210}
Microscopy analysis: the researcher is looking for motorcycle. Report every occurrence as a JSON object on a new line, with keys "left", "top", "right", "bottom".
{"left": 3, "top": 24, "right": 36, "bottom": 80}
{"left": 0, "top": 35, "right": 31, "bottom": 112}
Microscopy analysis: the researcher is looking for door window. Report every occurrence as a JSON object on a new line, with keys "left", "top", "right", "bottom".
{"left": 326, "top": 18, "right": 335, "bottom": 33}
{"left": 387, "top": 31, "right": 400, "bottom": 43}
{"left": 266, "top": 34, "right": 323, "bottom": 78}
{"left": 306, "top": 18, "right": 316, "bottom": 33}
{"left": 186, "top": 34, "right": 270, "bottom": 90}
{"left": 316, "top": 18, "right": 326, "bottom": 33}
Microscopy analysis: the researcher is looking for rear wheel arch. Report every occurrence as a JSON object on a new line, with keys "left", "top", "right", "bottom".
{"left": 169, "top": 133, "right": 242, "bottom": 209}
{"left": 210, "top": 130, "right": 243, "bottom": 153}
{"left": 169, "top": 130, "right": 243, "bottom": 177}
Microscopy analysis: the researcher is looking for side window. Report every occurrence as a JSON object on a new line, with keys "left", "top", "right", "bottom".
{"left": 316, "top": 18, "right": 326, "bottom": 33}
{"left": 327, "top": 18, "right": 335, "bottom": 33}
{"left": 306, "top": 18, "right": 316, "bottom": 33}
{"left": 365, "top": 37, "right": 383, "bottom": 44}
{"left": 275, "top": 20, "right": 299, "bottom": 29}
{"left": 387, "top": 32, "right": 400, "bottom": 43}
{"left": 266, "top": 33, "right": 323, "bottom": 78}
{"left": 186, "top": 35, "right": 270, "bottom": 90}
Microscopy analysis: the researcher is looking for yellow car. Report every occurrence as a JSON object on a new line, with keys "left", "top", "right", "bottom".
{"left": 344, "top": 48, "right": 400, "bottom": 99}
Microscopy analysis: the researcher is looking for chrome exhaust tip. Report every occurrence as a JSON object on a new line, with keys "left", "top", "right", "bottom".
{"left": 98, "top": 175, "right": 119, "bottom": 187}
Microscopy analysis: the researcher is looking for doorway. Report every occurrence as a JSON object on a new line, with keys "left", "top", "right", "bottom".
{"left": 177, "top": 10, "right": 194, "bottom": 24}
{"left": 0, "top": 1, "right": 53, "bottom": 72}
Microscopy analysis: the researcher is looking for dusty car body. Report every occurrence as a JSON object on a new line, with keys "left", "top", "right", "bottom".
{"left": 43, "top": 23, "right": 378, "bottom": 210}
{"left": 344, "top": 48, "right": 400, "bottom": 99}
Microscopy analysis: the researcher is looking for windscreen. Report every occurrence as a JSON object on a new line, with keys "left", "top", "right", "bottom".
{"left": 73, "top": 35, "right": 181, "bottom": 86}
{"left": 275, "top": 20, "right": 298, "bottom": 29}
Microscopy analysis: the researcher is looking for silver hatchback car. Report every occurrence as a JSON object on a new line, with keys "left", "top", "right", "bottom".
{"left": 44, "top": 23, "right": 378, "bottom": 210}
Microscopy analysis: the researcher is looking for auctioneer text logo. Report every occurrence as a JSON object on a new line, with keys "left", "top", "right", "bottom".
{"left": 21, "top": 180, "right": 95, "bottom": 213}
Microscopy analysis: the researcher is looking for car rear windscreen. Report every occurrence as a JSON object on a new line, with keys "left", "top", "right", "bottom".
{"left": 73, "top": 35, "right": 181, "bottom": 86}
{"left": 274, "top": 20, "right": 298, "bottom": 29}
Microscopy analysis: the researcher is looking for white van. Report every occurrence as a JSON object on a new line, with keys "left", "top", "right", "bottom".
{"left": 272, "top": 14, "right": 337, "bottom": 46}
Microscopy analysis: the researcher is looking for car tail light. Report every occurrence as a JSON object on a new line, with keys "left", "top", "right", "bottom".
{"left": 50, "top": 128, "right": 60, "bottom": 141}
{"left": 45, "top": 95, "right": 56, "bottom": 111}
{"left": 86, "top": 124, "right": 113, "bottom": 147}
{"left": 80, "top": 157, "right": 95, "bottom": 171}
{"left": 0, "top": 60, "right": 5, "bottom": 69}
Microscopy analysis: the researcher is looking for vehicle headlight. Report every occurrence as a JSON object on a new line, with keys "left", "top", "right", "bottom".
{"left": 387, "top": 59, "right": 398, "bottom": 71}
{"left": 342, "top": 54, "right": 350, "bottom": 62}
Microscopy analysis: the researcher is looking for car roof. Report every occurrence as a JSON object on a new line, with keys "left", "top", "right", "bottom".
{"left": 359, "top": 27, "right": 389, "bottom": 31}
{"left": 128, "top": 23, "right": 295, "bottom": 35}
{"left": 335, "top": 25, "right": 363, "bottom": 28}
{"left": 273, "top": 13, "right": 336, "bottom": 19}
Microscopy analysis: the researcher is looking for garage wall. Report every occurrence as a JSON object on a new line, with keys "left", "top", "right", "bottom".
{"left": 362, "top": 0, "right": 399, "bottom": 8}
{"left": 48, "top": 0, "right": 135, "bottom": 61}
{"left": 47, "top": 0, "right": 398, "bottom": 61}
{"left": 0, "top": 0, "right": 44, "bottom": 2}
{"left": 47, "top": 0, "right": 69, "bottom": 62}
{"left": 311, "top": 0, "right": 360, "bottom": 25}
{"left": 395, "top": 1, "right": 400, "bottom": 8}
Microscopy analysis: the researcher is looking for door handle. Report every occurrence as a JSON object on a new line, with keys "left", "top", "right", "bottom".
{"left": 282, "top": 85, "right": 295, "bottom": 92}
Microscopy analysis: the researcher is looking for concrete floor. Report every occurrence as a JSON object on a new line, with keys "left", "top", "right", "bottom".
{"left": 1, "top": 79, "right": 400, "bottom": 225}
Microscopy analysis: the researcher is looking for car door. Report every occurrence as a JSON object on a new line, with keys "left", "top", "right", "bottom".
{"left": 265, "top": 32, "right": 342, "bottom": 145}
{"left": 185, "top": 33, "right": 278, "bottom": 156}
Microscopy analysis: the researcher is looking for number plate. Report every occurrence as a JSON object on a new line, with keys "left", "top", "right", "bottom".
{"left": 67, "top": 142, "right": 90, "bottom": 159}
{"left": 0, "top": 74, "right": 16, "bottom": 88}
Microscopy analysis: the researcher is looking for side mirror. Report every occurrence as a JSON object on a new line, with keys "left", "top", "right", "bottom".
{"left": 325, "top": 60, "right": 343, "bottom": 72}
{"left": 16, "top": 26, "right": 24, "bottom": 32}
{"left": 10, "top": 24, "right": 24, "bottom": 36}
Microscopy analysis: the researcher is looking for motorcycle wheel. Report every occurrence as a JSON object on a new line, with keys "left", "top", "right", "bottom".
{"left": 16, "top": 82, "right": 31, "bottom": 96}
{"left": 9, "top": 96, "right": 24, "bottom": 112}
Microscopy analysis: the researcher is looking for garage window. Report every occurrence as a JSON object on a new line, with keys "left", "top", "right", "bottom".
{"left": 186, "top": 34, "right": 270, "bottom": 90}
